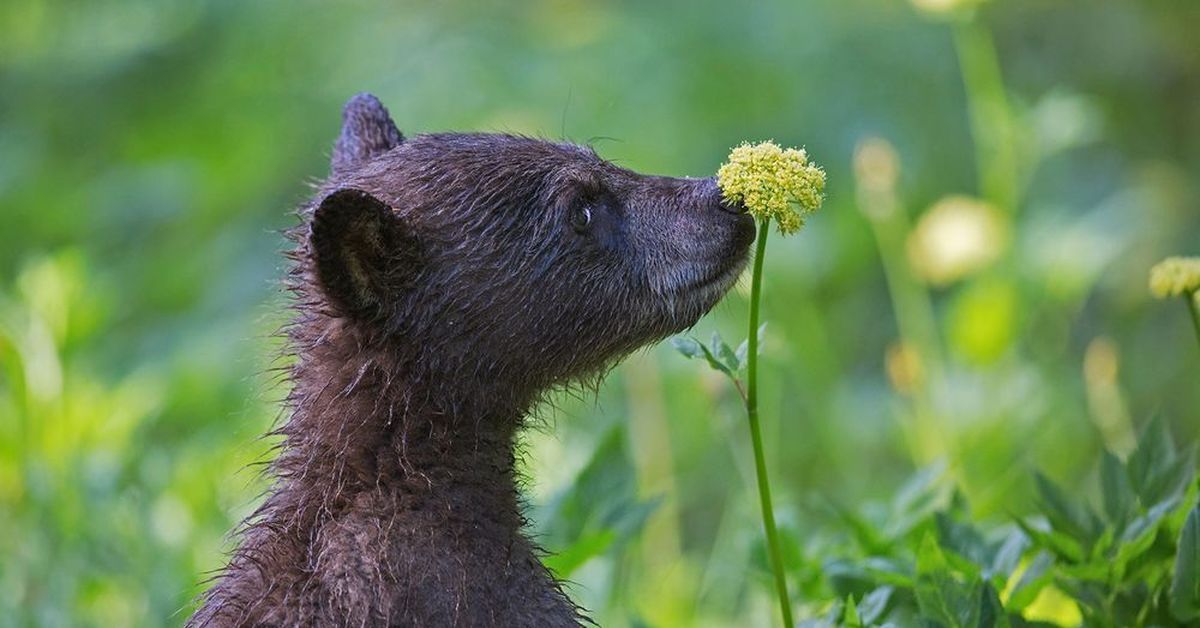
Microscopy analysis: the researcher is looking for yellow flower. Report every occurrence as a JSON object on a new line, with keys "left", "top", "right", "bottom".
{"left": 906, "top": 195, "right": 1008, "bottom": 285}
{"left": 716, "top": 141, "right": 825, "bottom": 235}
{"left": 1149, "top": 256, "right": 1200, "bottom": 298}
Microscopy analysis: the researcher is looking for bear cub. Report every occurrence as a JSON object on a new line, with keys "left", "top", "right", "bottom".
{"left": 189, "top": 93, "right": 754, "bottom": 627}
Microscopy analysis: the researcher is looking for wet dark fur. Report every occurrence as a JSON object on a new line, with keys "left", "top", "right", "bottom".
{"left": 188, "top": 94, "right": 754, "bottom": 627}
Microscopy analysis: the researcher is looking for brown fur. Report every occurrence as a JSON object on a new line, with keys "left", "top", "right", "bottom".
{"left": 188, "top": 94, "right": 754, "bottom": 627}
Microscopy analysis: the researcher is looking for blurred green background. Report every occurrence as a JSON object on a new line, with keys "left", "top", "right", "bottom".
{"left": 2, "top": 0, "right": 1198, "bottom": 625}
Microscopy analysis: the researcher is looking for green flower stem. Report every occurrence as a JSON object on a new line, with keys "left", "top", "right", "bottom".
{"left": 863, "top": 205, "right": 946, "bottom": 461}
{"left": 745, "top": 217, "right": 793, "bottom": 628}
{"left": 953, "top": 18, "right": 1019, "bottom": 213}
{"left": 1186, "top": 292, "right": 1200, "bottom": 355}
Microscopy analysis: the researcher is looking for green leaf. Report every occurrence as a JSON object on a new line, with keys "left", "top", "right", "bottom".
{"left": 735, "top": 322, "right": 768, "bottom": 368}
{"left": 1128, "top": 415, "right": 1175, "bottom": 504}
{"left": 830, "top": 500, "right": 891, "bottom": 555}
{"left": 1143, "top": 446, "right": 1196, "bottom": 512}
{"left": 915, "top": 533, "right": 976, "bottom": 628}
{"left": 711, "top": 331, "right": 741, "bottom": 373}
{"left": 1099, "top": 449, "right": 1134, "bottom": 530}
{"left": 543, "top": 528, "right": 616, "bottom": 577}
{"left": 1055, "top": 559, "right": 1110, "bottom": 583}
{"left": 1015, "top": 518, "right": 1083, "bottom": 563}
{"left": 886, "top": 461, "right": 950, "bottom": 539}
{"left": 989, "top": 528, "right": 1029, "bottom": 582}
{"left": 1086, "top": 525, "right": 1115, "bottom": 565}
{"left": 698, "top": 338, "right": 734, "bottom": 377}
{"left": 667, "top": 333, "right": 739, "bottom": 379}
{"left": 672, "top": 334, "right": 737, "bottom": 378}
{"left": 824, "top": 557, "right": 913, "bottom": 594}
{"left": 1006, "top": 551, "right": 1053, "bottom": 612}
{"left": 670, "top": 336, "right": 704, "bottom": 360}
{"left": 1033, "top": 473, "right": 1102, "bottom": 551}
{"left": 1171, "top": 503, "right": 1200, "bottom": 622}
{"left": 1114, "top": 497, "right": 1178, "bottom": 574}
{"left": 976, "top": 581, "right": 1010, "bottom": 628}
{"left": 936, "top": 512, "right": 992, "bottom": 573}
{"left": 858, "top": 586, "right": 893, "bottom": 625}
{"left": 843, "top": 595, "right": 863, "bottom": 627}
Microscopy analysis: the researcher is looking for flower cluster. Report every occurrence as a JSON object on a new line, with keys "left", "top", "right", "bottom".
{"left": 717, "top": 141, "right": 825, "bottom": 235}
{"left": 1149, "top": 256, "right": 1200, "bottom": 298}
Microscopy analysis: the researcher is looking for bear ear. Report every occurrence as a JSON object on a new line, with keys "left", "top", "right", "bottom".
{"left": 309, "top": 188, "right": 420, "bottom": 317}
{"left": 331, "top": 93, "right": 404, "bottom": 176}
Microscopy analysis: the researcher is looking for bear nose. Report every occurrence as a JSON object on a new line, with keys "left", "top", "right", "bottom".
{"left": 700, "top": 176, "right": 747, "bottom": 215}
{"left": 717, "top": 197, "right": 748, "bottom": 215}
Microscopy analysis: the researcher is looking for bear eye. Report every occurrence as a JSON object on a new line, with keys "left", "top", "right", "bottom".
{"left": 569, "top": 205, "right": 592, "bottom": 233}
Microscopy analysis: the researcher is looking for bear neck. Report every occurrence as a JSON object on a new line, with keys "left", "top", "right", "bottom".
{"left": 191, "top": 317, "right": 583, "bottom": 626}
{"left": 275, "top": 319, "right": 536, "bottom": 535}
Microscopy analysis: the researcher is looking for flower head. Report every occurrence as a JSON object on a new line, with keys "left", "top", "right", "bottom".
{"left": 1149, "top": 256, "right": 1200, "bottom": 298}
{"left": 716, "top": 141, "right": 825, "bottom": 235}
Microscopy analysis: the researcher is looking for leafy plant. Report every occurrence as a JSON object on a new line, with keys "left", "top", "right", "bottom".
{"left": 789, "top": 419, "right": 1199, "bottom": 627}
{"left": 1020, "top": 417, "right": 1196, "bottom": 626}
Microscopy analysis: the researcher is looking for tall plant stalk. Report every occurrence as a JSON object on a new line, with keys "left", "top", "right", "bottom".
{"left": 1187, "top": 293, "right": 1200, "bottom": 354}
{"left": 860, "top": 197, "right": 946, "bottom": 461}
{"left": 953, "top": 18, "right": 1018, "bottom": 213}
{"left": 705, "top": 140, "right": 823, "bottom": 627}
{"left": 745, "top": 217, "right": 793, "bottom": 628}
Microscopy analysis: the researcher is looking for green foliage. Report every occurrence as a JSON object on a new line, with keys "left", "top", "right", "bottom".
{"left": 1172, "top": 505, "right": 1200, "bottom": 621}
{"left": 789, "top": 420, "right": 1199, "bottom": 627}
{"left": 0, "top": 252, "right": 275, "bottom": 625}
{"left": 537, "top": 427, "right": 661, "bottom": 578}
{"left": 672, "top": 324, "right": 766, "bottom": 383}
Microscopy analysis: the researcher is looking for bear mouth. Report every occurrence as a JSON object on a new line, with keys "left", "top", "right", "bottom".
{"left": 656, "top": 214, "right": 756, "bottom": 328}
{"left": 691, "top": 216, "right": 756, "bottom": 297}
{"left": 692, "top": 258, "right": 746, "bottom": 293}
{"left": 673, "top": 253, "right": 750, "bottom": 318}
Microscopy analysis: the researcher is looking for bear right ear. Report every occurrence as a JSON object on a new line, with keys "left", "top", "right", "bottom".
{"left": 309, "top": 188, "right": 421, "bottom": 317}
{"left": 331, "top": 93, "right": 404, "bottom": 176}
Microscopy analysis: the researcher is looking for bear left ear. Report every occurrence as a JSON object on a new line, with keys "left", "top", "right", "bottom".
{"left": 309, "top": 188, "right": 421, "bottom": 317}
{"left": 331, "top": 93, "right": 404, "bottom": 176}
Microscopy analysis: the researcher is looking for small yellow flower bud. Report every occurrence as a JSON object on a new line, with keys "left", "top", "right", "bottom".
{"left": 1149, "top": 256, "right": 1200, "bottom": 298}
{"left": 716, "top": 141, "right": 825, "bottom": 235}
